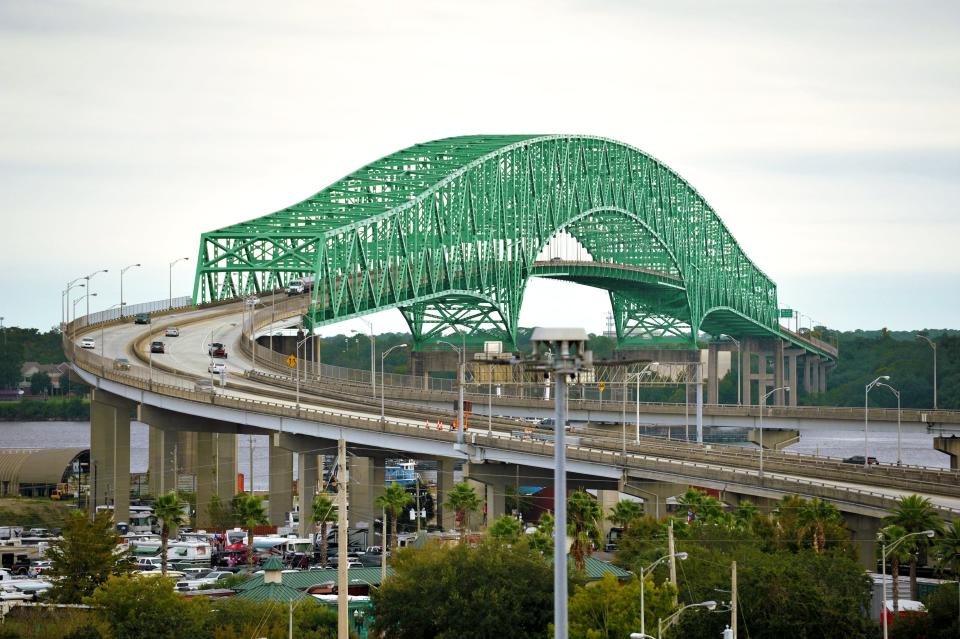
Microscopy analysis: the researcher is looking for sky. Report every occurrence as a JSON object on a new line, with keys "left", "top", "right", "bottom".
{"left": 1, "top": 0, "right": 958, "bottom": 337}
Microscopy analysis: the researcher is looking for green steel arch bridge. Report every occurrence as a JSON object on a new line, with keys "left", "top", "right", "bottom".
{"left": 193, "top": 135, "right": 835, "bottom": 360}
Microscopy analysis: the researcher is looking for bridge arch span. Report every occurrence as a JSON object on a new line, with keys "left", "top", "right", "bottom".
{"left": 195, "top": 135, "right": 780, "bottom": 350}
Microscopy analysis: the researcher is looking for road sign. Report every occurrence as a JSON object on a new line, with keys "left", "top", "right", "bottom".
{"left": 598, "top": 382, "right": 606, "bottom": 393}
{"left": 286, "top": 354, "right": 297, "bottom": 368}
{"left": 779, "top": 308, "right": 794, "bottom": 318}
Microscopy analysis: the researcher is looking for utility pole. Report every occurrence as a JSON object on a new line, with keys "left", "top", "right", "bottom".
{"left": 337, "top": 435, "right": 348, "bottom": 638}
{"left": 731, "top": 561, "right": 737, "bottom": 639}
{"left": 668, "top": 520, "right": 678, "bottom": 604}
{"left": 381, "top": 505, "right": 387, "bottom": 586}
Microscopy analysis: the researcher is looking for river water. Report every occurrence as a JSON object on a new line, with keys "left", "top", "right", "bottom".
{"left": 0, "top": 420, "right": 950, "bottom": 491}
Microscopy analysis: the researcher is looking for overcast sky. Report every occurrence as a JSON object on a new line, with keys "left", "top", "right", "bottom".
{"left": 1, "top": 0, "right": 957, "bottom": 337}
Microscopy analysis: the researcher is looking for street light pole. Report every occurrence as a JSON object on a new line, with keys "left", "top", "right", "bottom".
{"left": 84, "top": 269, "right": 109, "bottom": 319}
{"left": 294, "top": 333, "right": 314, "bottom": 412}
{"left": 759, "top": 386, "right": 790, "bottom": 479}
{"left": 916, "top": 335, "right": 937, "bottom": 410}
{"left": 63, "top": 278, "right": 85, "bottom": 325}
{"left": 629, "top": 363, "right": 659, "bottom": 443}
{"left": 357, "top": 318, "right": 376, "bottom": 397}
{"left": 119, "top": 264, "right": 141, "bottom": 318}
{"left": 168, "top": 257, "right": 189, "bottom": 310}
{"left": 875, "top": 381, "right": 902, "bottom": 466}
{"left": 651, "top": 600, "right": 717, "bottom": 639}
{"left": 380, "top": 344, "right": 408, "bottom": 422}
{"left": 639, "top": 552, "right": 688, "bottom": 636}
{"left": 865, "top": 375, "right": 890, "bottom": 469}
{"left": 881, "top": 530, "right": 935, "bottom": 639}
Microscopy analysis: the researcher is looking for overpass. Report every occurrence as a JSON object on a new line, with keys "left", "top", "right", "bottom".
{"left": 67, "top": 296, "right": 959, "bottom": 567}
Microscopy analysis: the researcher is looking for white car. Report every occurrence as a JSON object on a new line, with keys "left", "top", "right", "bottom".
{"left": 165, "top": 327, "right": 180, "bottom": 337}
{"left": 208, "top": 362, "right": 227, "bottom": 374}
{"left": 80, "top": 337, "right": 95, "bottom": 349}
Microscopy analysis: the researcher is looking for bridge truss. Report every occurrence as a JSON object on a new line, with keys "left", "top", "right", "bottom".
{"left": 194, "top": 135, "right": 825, "bottom": 356}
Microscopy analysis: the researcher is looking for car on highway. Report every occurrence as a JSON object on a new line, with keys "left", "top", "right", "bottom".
{"left": 842, "top": 455, "right": 879, "bottom": 466}
{"left": 134, "top": 313, "right": 151, "bottom": 325}
{"left": 208, "top": 361, "right": 226, "bottom": 375}
{"left": 165, "top": 327, "right": 180, "bottom": 337}
{"left": 113, "top": 357, "right": 132, "bottom": 371}
{"left": 150, "top": 341, "right": 165, "bottom": 354}
{"left": 80, "top": 337, "right": 95, "bottom": 349}
{"left": 208, "top": 343, "right": 227, "bottom": 358}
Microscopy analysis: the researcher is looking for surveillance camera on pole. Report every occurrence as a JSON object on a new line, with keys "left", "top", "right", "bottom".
{"left": 527, "top": 328, "right": 593, "bottom": 639}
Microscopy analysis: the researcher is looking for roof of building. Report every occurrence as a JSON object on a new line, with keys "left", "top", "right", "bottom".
{"left": 582, "top": 556, "right": 632, "bottom": 581}
{"left": 262, "top": 556, "right": 284, "bottom": 571}
{"left": 237, "top": 566, "right": 394, "bottom": 591}
{"left": 0, "top": 448, "right": 87, "bottom": 487}
{"left": 236, "top": 582, "right": 310, "bottom": 604}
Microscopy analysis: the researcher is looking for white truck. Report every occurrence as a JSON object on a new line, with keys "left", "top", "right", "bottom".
{"left": 286, "top": 276, "right": 315, "bottom": 296}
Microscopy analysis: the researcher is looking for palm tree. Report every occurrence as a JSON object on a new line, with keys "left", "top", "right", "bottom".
{"left": 934, "top": 520, "right": 960, "bottom": 576}
{"left": 886, "top": 495, "right": 945, "bottom": 599}
{"left": 567, "top": 490, "right": 602, "bottom": 571}
{"left": 797, "top": 498, "right": 842, "bottom": 554}
{"left": 152, "top": 492, "right": 186, "bottom": 577}
{"left": 233, "top": 493, "right": 268, "bottom": 571}
{"left": 375, "top": 483, "right": 413, "bottom": 551}
{"left": 445, "top": 481, "right": 481, "bottom": 538}
{"left": 733, "top": 500, "right": 759, "bottom": 529}
{"left": 312, "top": 493, "right": 337, "bottom": 567}
{"left": 608, "top": 499, "right": 642, "bottom": 535}
{"left": 878, "top": 524, "right": 911, "bottom": 614}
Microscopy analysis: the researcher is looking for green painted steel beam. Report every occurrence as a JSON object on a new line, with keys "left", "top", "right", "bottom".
{"left": 193, "top": 135, "right": 832, "bottom": 360}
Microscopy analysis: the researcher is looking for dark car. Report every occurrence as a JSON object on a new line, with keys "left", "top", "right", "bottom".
{"left": 208, "top": 343, "right": 227, "bottom": 358}
{"left": 843, "top": 455, "right": 879, "bottom": 466}
{"left": 150, "top": 341, "right": 165, "bottom": 354}
{"left": 134, "top": 313, "right": 151, "bottom": 325}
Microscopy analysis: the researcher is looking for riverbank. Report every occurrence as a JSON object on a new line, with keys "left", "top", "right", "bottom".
{"left": 0, "top": 398, "right": 89, "bottom": 421}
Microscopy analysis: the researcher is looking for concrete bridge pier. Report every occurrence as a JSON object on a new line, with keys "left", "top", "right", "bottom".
{"left": 748, "top": 428, "right": 800, "bottom": 450}
{"left": 90, "top": 389, "right": 134, "bottom": 523}
{"left": 741, "top": 339, "right": 753, "bottom": 406}
{"left": 934, "top": 435, "right": 960, "bottom": 470}
{"left": 195, "top": 432, "right": 238, "bottom": 528}
{"left": 268, "top": 435, "right": 293, "bottom": 527}
{"left": 810, "top": 357, "right": 821, "bottom": 395}
{"left": 348, "top": 455, "right": 385, "bottom": 533}
{"left": 436, "top": 458, "right": 458, "bottom": 531}
{"left": 845, "top": 513, "right": 883, "bottom": 569}
{"left": 147, "top": 426, "right": 176, "bottom": 497}
{"left": 464, "top": 462, "right": 555, "bottom": 528}
{"left": 707, "top": 343, "right": 720, "bottom": 405}
{"left": 620, "top": 478, "right": 689, "bottom": 519}
{"left": 272, "top": 433, "right": 328, "bottom": 538}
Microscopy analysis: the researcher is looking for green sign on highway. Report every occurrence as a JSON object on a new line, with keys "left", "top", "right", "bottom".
{"left": 779, "top": 308, "right": 794, "bottom": 318}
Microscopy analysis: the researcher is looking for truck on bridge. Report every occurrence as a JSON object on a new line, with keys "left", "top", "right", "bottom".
{"left": 286, "top": 276, "right": 314, "bottom": 296}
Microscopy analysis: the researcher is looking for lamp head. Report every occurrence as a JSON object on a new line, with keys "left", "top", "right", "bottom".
{"left": 923, "top": 529, "right": 936, "bottom": 538}
{"left": 880, "top": 375, "right": 890, "bottom": 381}
{"left": 676, "top": 551, "right": 689, "bottom": 560}
{"left": 704, "top": 600, "right": 717, "bottom": 610}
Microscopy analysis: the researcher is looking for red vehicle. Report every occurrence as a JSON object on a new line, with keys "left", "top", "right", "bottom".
{"left": 208, "top": 343, "right": 227, "bottom": 358}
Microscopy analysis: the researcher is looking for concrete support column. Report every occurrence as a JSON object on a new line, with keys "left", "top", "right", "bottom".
{"left": 196, "top": 433, "right": 216, "bottom": 528}
{"left": 773, "top": 340, "right": 785, "bottom": 406}
{"left": 148, "top": 426, "right": 163, "bottom": 497}
{"left": 741, "top": 339, "right": 753, "bottom": 406}
{"left": 707, "top": 344, "right": 719, "bottom": 405}
{"left": 298, "top": 453, "right": 319, "bottom": 539}
{"left": 818, "top": 362, "right": 827, "bottom": 394}
{"left": 177, "top": 431, "right": 198, "bottom": 485}
{"left": 484, "top": 483, "right": 506, "bottom": 526}
{"left": 89, "top": 390, "right": 132, "bottom": 524}
{"left": 349, "top": 456, "right": 383, "bottom": 531}
{"left": 436, "top": 458, "right": 457, "bottom": 531}
{"left": 810, "top": 357, "right": 821, "bottom": 395}
{"left": 803, "top": 357, "right": 812, "bottom": 394}
{"left": 268, "top": 434, "right": 294, "bottom": 527}
{"left": 787, "top": 355, "right": 799, "bottom": 407}
{"left": 596, "top": 489, "right": 621, "bottom": 538}
{"left": 934, "top": 436, "right": 960, "bottom": 470}
{"left": 845, "top": 513, "right": 883, "bottom": 569}
{"left": 216, "top": 434, "right": 237, "bottom": 503}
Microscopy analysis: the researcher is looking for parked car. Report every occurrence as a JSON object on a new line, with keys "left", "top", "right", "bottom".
{"left": 150, "top": 341, "right": 165, "bottom": 354}
{"left": 208, "top": 361, "right": 226, "bottom": 374}
{"left": 843, "top": 455, "right": 879, "bottom": 466}
{"left": 80, "top": 337, "right": 95, "bottom": 349}
{"left": 113, "top": 357, "right": 132, "bottom": 371}
{"left": 165, "top": 327, "right": 180, "bottom": 337}
{"left": 134, "top": 313, "right": 151, "bottom": 325}
{"left": 208, "top": 343, "right": 227, "bottom": 358}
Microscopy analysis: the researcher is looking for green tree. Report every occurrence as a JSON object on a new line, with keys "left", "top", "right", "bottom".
{"left": 46, "top": 511, "right": 130, "bottom": 603}
{"left": 376, "top": 482, "right": 414, "bottom": 551}
{"left": 152, "top": 492, "right": 186, "bottom": 577}
{"left": 678, "top": 487, "right": 728, "bottom": 526}
{"left": 567, "top": 490, "right": 602, "bottom": 572}
{"left": 488, "top": 514, "right": 523, "bottom": 543}
{"left": 608, "top": 499, "right": 642, "bottom": 535}
{"left": 371, "top": 541, "right": 552, "bottom": 639}
{"left": 878, "top": 524, "right": 912, "bottom": 614}
{"left": 885, "top": 495, "right": 945, "bottom": 599}
{"left": 233, "top": 493, "right": 268, "bottom": 570}
{"left": 206, "top": 494, "right": 235, "bottom": 530}
{"left": 528, "top": 512, "right": 555, "bottom": 555}
{"left": 888, "top": 582, "right": 960, "bottom": 639}
{"left": 0, "top": 341, "right": 24, "bottom": 389}
{"left": 29, "top": 371, "right": 52, "bottom": 395}
{"left": 87, "top": 575, "right": 209, "bottom": 639}
{"left": 444, "top": 481, "right": 481, "bottom": 537}
{"left": 798, "top": 498, "right": 843, "bottom": 554}
{"left": 569, "top": 574, "right": 675, "bottom": 639}
{"left": 934, "top": 520, "right": 960, "bottom": 575}
{"left": 312, "top": 492, "right": 337, "bottom": 566}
